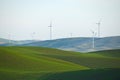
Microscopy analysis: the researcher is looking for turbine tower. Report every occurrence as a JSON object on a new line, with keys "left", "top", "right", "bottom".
{"left": 91, "top": 30, "right": 96, "bottom": 49}
{"left": 8, "top": 34, "right": 13, "bottom": 46}
{"left": 48, "top": 21, "right": 52, "bottom": 40}
{"left": 96, "top": 18, "right": 102, "bottom": 37}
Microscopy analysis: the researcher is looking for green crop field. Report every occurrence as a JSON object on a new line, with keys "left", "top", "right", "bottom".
{"left": 0, "top": 47, "right": 120, "bottom": 80}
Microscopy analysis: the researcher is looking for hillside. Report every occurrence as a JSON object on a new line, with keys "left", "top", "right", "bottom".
{"left": 0, "top": 47, "right": 120, "bottom": 80}
{"left": 42, "top": 68, "right": 120, "bottom": 80}
{"left": 89, "top": 49, "right": 120, "bottom": 58}
{"left": 0, "top": 38, "right": 37, "bottom": 46}
{"left": 1, "top": 36, "right": 120, "bottom": 52}
{"left": 0, "top": 38, "right": 10, "bottom": 46}
{"left": 23, "top": 36, "right": 120, "bottom": 52}
{"left": 0, "top": 47, "right": 87, "bottom": 71}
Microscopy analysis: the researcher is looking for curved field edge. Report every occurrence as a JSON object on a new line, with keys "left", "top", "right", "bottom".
{"left": 30, "top": 47, "right": 120, "bottom": 68}
{"left": 0, "top": 47, "right": 88, "bottom": 71}
{"left": 0, "top": 46, "right": 120, "bottom": 80}
{"left": 0, "top": 47, "right": 120, "bottom": 69}
{"left": 0, "top": 68, "right": 120, "bottom": 80}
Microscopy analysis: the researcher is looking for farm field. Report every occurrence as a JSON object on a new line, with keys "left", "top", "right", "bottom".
{"left": 0, "top": 47, "right": 120, "bottom": 80}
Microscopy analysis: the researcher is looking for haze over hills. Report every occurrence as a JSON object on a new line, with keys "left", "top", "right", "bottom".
{"left": 23, "top": 36, "right": 120, "bottom": 52}
{"left": 0, "top": 36, "right": 120, "bottom": 52}
{"left": 0, "top": 38, "right": 38, "bottom": 46}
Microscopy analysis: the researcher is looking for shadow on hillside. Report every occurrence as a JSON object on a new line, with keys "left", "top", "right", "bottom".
{"left": 41, "top": 68, "right": 120, "bottom": 80}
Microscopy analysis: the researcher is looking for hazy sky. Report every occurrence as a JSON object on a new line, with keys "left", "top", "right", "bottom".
{"left": 0, "top": 0, "right": 120, "bottom": 40}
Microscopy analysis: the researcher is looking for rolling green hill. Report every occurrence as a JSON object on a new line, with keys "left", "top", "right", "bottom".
{"left": 89, "top": 49, "right": 120, "bottom": 58}
{"left": 42, "top": 68, "right": 120, "bottom": 80}
{"left": 0, "top": 47, "right": 87, "bottom": 71}
{"left": 0, "top": 47, "right": 120, "bottom": 80}
{"left": 38, "top": 48, "right": 120, "bottom": 68}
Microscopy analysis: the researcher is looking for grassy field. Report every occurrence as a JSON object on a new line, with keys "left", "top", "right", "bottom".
{"left": 0, "top": 47, "right": 120, "bottom": 80}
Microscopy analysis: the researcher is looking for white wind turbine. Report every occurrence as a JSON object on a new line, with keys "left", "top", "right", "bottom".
{"left": 48, "top": 21, "right": 52, "bottom": 40}
{"left": 91, "top": 30, "right": 97, "bottom": 49}
{"left": 8, "top": 34, "right": 11, "bottom": 46}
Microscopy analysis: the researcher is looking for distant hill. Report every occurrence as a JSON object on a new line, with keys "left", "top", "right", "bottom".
{"left": 0, "top": 36, "right": 120, "bottom": 52}
{"left": 0, "top": 38, "right": 38, "bottom": 46}
{"left": 0, "top": 38, "right": 9, "bottom": 45}
{"left": 23, "top": 36, "right": 120, "bottom": 52}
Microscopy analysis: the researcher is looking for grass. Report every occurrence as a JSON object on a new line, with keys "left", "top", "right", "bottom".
{"left": 0, "top": 46, "right": 120, "bottom": 80}
{"left": 89, "top": 49, "right": 120, "bottom": 58}
{"left": 0, "top": 47, "right": 88, "bottom": 71}
{"left": 38, "top": 48, "right": 120, "bottom": 68}
{"left": 41, "top": 68, "right": 120, "bottom": 80}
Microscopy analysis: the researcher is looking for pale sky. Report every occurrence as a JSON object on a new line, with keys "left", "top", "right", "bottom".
{"left": 0, "top": 0, "right": 120, "bottom": 40}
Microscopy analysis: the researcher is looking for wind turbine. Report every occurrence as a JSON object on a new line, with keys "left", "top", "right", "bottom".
{"left": 96, "top": 18, "right": 102, "bottom": 37}
{"left": 91, "top": 30, "right": 96, "bottom": 49}
{"left": 8, "top": 34, "right": 14, "bottom": 46}
{"left": 48, "top": 21, "right": 52, "bottom": 40}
